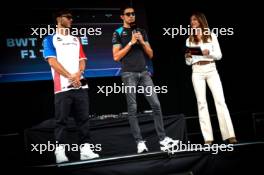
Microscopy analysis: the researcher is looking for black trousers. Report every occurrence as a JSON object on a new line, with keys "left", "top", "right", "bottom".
{"left": 54, "top": 88, "right": 90, "bottom": 144}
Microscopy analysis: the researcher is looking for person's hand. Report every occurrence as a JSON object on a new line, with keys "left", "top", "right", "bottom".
{"left": 202, "top": 49, "right": 209, "bottom": 56}
{"left": 71, "top": 80, "right": 81, "bottom": 88}
{"left": 130, "top": 33, "right": 138, "bottom": 45}
{"left": 69, "top": 72, "right": 81, "bottom": 82}
{"left": 136, "top": 32, "right": 145, "bottom": 44}
{"left": 185, "top": 52, "right": 192, "bottom": 58}
{"left": 68, "top": 72, "right": 82, "bottom": 88}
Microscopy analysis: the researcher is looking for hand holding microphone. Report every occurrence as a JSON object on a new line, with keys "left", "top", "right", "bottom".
{"left": 130, "top": 22, "right": 144, "bottom": 45}
{"left": 136, "top": 32, "right": 144, "bottom": 44}
{"left": 130, "top": 33, "right": 138, "bottom": 46}
{"left": 131, "top": 31, "right": 144, "bottom": 46}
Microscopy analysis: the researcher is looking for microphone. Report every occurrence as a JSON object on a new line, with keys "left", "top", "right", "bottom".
{"left": 67, "top": 79, "right": 87, "bottom": 88}
{"left": 130, "top": 22, "right": 139, "bottom": 44}
{"left": 130, "top": 22, "right": 138, "bottom": 34}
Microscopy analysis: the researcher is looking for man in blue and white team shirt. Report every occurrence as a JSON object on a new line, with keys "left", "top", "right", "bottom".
{"left": 43, "top": 9, "right": 99, "bottom": 163}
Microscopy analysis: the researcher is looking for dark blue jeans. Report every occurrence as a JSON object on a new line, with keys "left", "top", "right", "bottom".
{"left": 121, "top": 71, "right": 166, "bottom": 142}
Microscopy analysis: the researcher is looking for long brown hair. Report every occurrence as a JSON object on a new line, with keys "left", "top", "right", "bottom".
{"left": 189, "top": 12, "right": 212, "bottom": 44}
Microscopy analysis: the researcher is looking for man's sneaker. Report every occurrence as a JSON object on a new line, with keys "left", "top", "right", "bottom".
{"left": 55, "top": 145, "right": 69, "bottom": 163}
{"left": 80, "top": 143, "right": 100, "bottom": 160}
{"left": 160, "top": 137, "right": 179, "bottom": 152}
{"left": 137, "top": 141, "right": 148, "bottom": 154}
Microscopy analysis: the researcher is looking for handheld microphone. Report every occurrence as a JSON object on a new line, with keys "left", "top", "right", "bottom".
{"left": 130, "top": 22, "right": 139, "bottom": 44}
{"left": 130, "top": 22, "right": 138, "bottom": 34}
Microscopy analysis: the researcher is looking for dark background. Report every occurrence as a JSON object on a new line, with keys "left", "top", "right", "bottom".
{"left": 0, "top": 0, "right": 263, "bottom": 140}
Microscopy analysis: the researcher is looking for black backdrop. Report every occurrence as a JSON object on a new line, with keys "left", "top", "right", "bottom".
{"left": 0, "top": 0, "right": 263, "bottom": 135}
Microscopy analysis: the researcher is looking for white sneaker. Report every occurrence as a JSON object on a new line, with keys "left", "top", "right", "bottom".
{"left": 55, "top": 145, "right": 69, "bottom": 163}
{"left": 80, "top": 143, "right": 99, "bottom": 160}
{"left": 160, "top": 137, "right": 179, "bottom": 152}
{"left": 137, "top": 141, "right": 148, "bottom": 154}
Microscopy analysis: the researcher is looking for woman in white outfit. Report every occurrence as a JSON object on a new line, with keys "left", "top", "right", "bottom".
{"left": 185, "top": 12, "right": 237, "bottom": 144}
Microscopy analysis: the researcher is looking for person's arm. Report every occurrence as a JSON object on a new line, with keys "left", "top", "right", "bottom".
{"left": 76, "top": 41, "right": 87, "bottom": 78}
{"left": 79, "top": 59, "right": 86, "bottom": 75}
{"left": 113, "top": 43, "right": 133, "bottom": 62}
{"left": 69, "top": 40, "right": 88, "bottom": 87}
{"left": 47, "top": 58, "right": 81, "bottom": 87}
{"left": 43, "top": 36, "right": 71, "bottom": 79}
{"left": 208, "top": 33, "right": 222, "bottom": 60}
{"left": 112, "top": 32, "right": 137, "bottom": 61}
{"left": 47, "top": 58, "right": 71, "bottom": 78}
{"left": 137, "top": 30, "right": 153, "bottom": 59}
{"left": 185, "top": 38, "right": 193, "bottom": 65}
{"left": 43, "top": 36, "right": 80, "bottom": 87}
{"left": 140, "top": 41, "right": 153, "bottom": 59}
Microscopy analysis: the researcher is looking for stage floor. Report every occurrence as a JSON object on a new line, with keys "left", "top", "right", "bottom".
{"left": 23, "top": 141, "right": 264, "bottom": 175}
